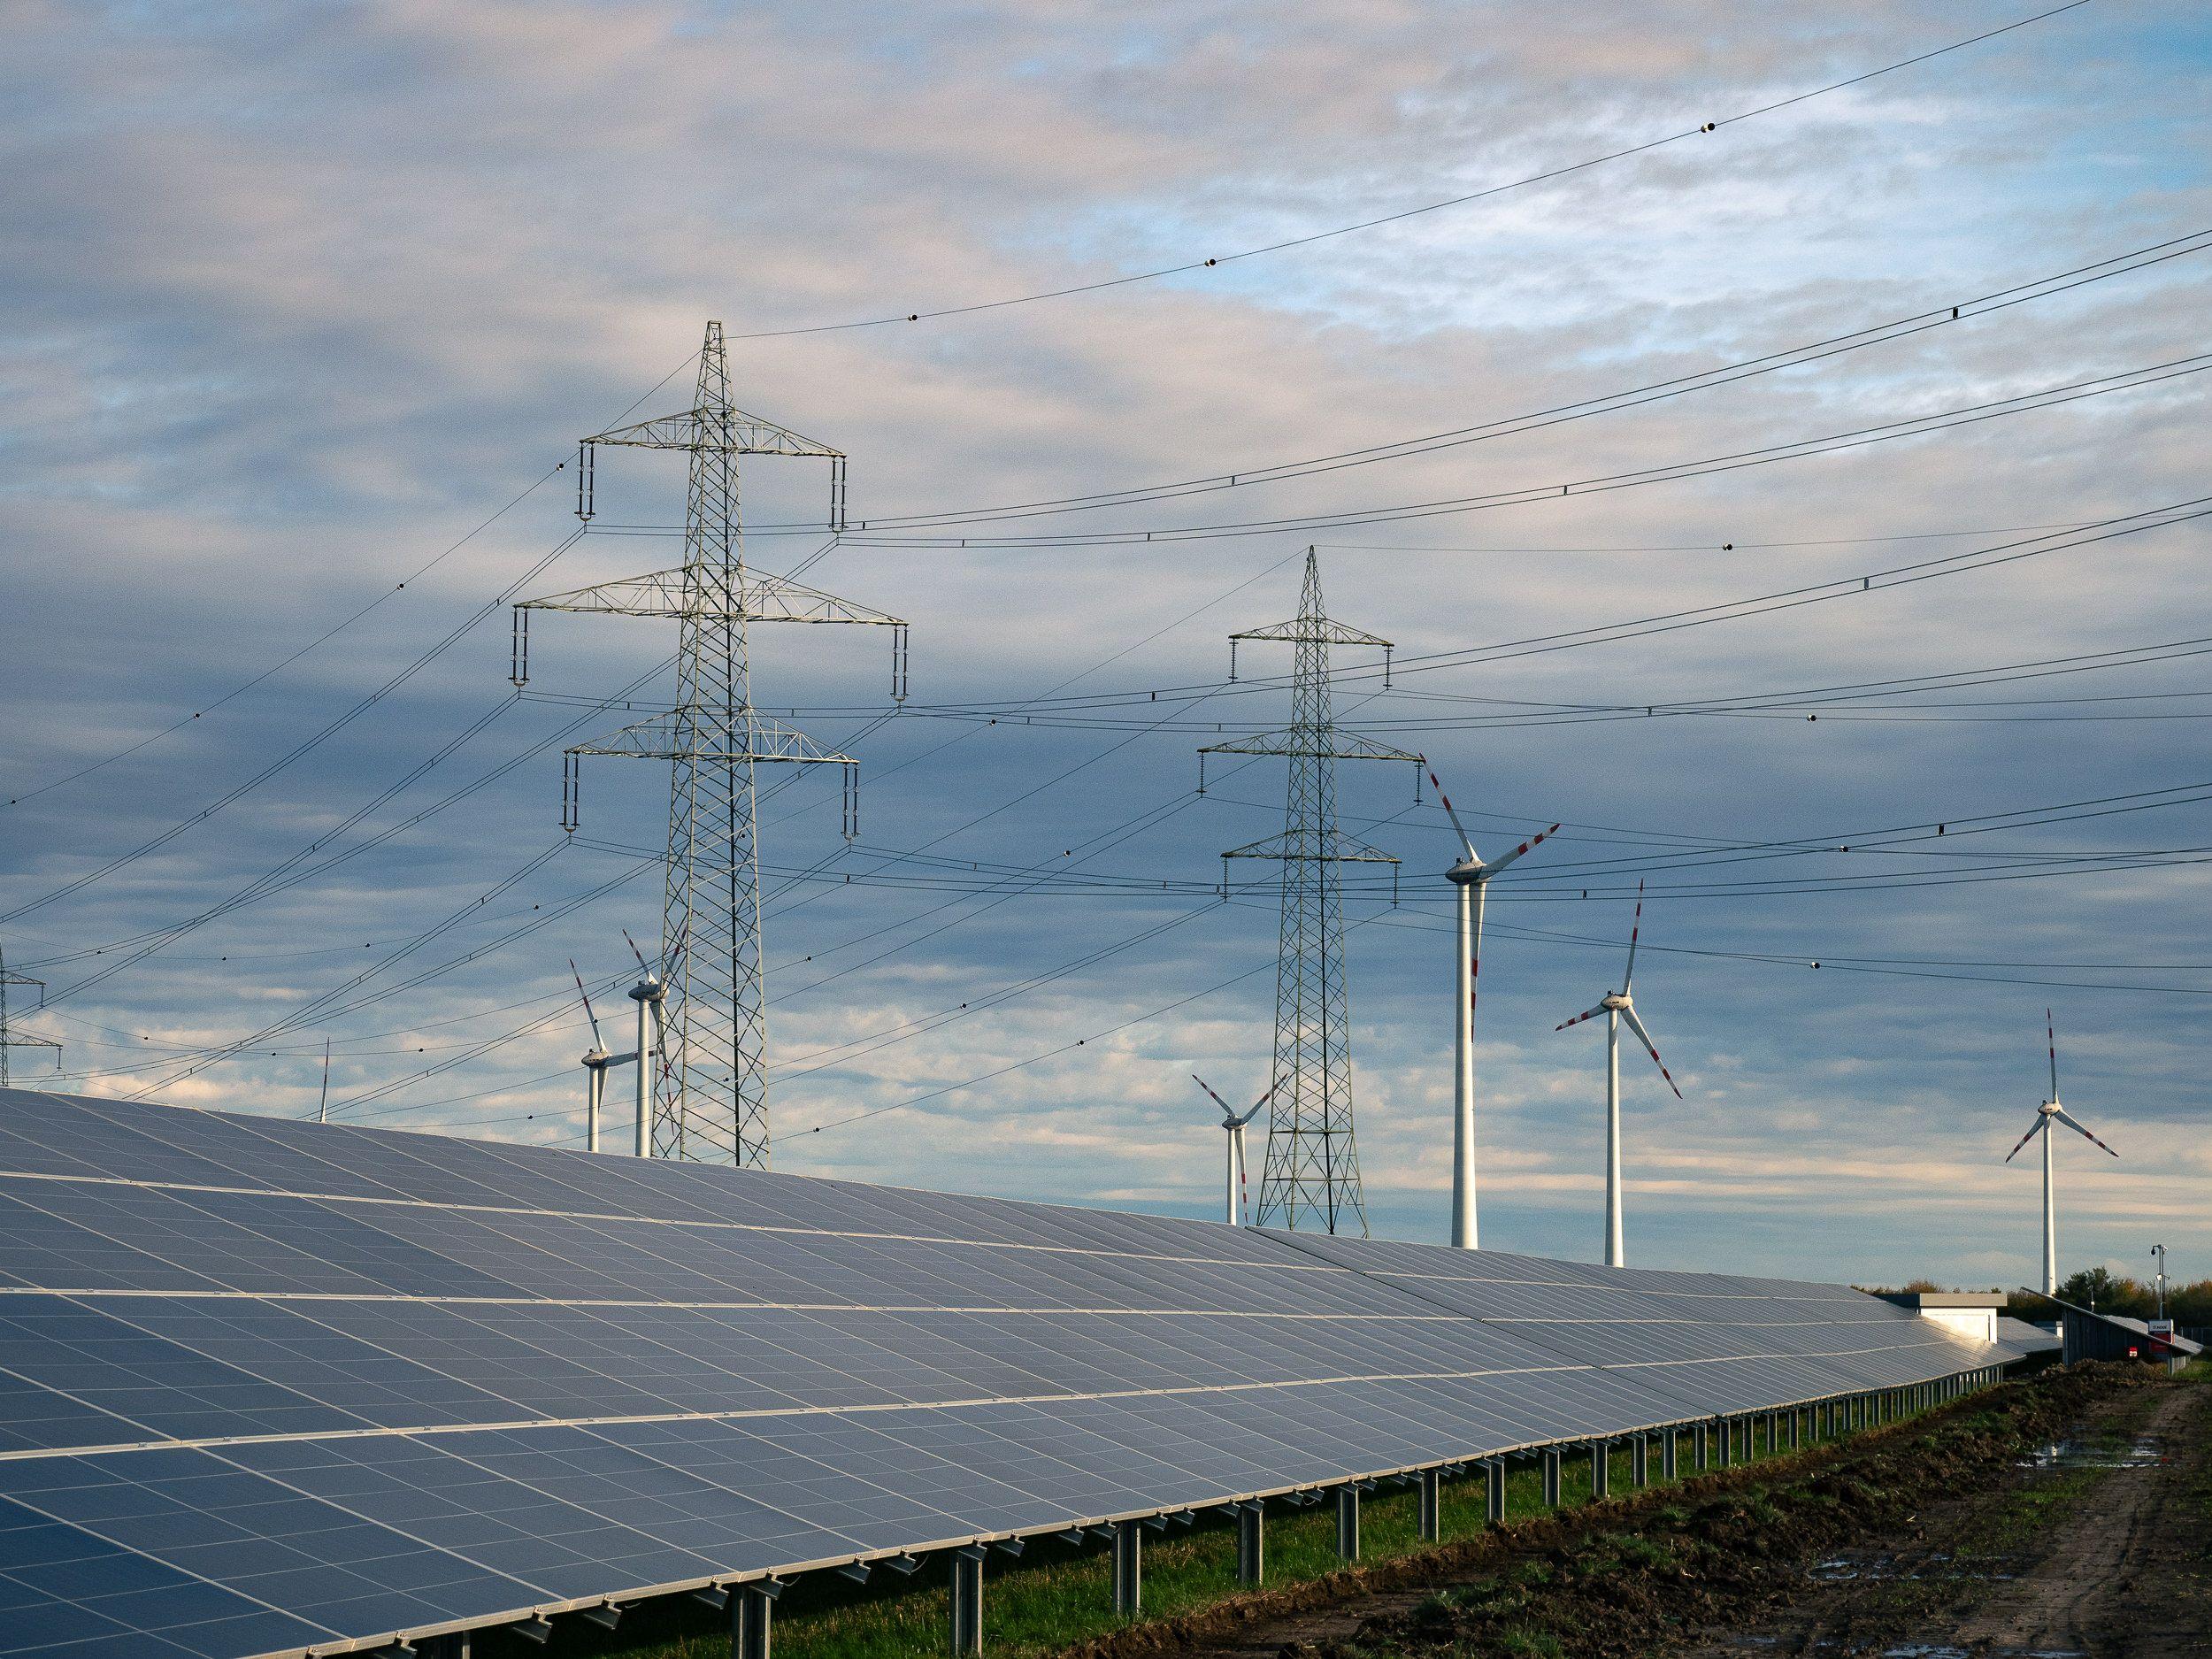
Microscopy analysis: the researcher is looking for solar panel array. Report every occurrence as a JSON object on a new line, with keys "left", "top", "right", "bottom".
{"left": 0, "top": 1087, "right": 2020, "bottom": 1659}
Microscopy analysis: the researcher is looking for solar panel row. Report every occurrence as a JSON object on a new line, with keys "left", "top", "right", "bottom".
{"left": 0, "top": 1088, "right": 2021, "bottom": 1659}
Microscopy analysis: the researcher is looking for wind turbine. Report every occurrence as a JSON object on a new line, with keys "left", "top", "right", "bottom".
{"left": 2003, "top": 1010, "right": 2117, "bottom": 1294}
{"left": 1555, "top": 880, "right": 1680, "bottom": 1268}
{"left": 623, "top": 931, "right": 670, "bottom": 1159}
{"left": 1425, "top": 764, "right": 1556, "bottom": 1250}
{"left": 1192, "top": 1075, "right": 1272, "bottom": 1225}
{"left": 571, "top": 959, "right": 627, "bottom": 1153}
{"left": 317, "top": 1039, "right": 331, "bottom": 1126}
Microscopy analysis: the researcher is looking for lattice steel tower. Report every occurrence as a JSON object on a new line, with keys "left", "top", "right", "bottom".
{"left": 1200, "top": 550, "right": 1418, "bottom": 1233}
{"left": 512, "top": 322, "right": 908, "bottom": 1165}
{"left": 0, "top": 949, "right": 61, "bottom": 1087}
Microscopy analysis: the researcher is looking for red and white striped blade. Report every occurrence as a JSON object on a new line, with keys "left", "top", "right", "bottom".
{"left": 1619, "top": 1004, "right": 1683, "bottom": 1099}
{"left": 1190, "top": 1072, "right": 1235, "bottom": 1117}
{"left": 2047, "top": 1009, "right": 2059, "bottom": 1101}
{"left": 2003, "top": 1113, "right": 2046, "bottom": 1164}
{"left": 2053, "top": 1107, "right": 2119, "bottom": 1157}
{"left": 1556, "top": 1001, "right": 1610, "bottom": 1032}
{"left": 1486, "top": 821, "right": 1562, "bottom": 877}
{"left": 1425, "top": 765, "right": 1478, "bottom": 861}
{"left": 1623, "top": 879, "right": 1646, "bottom": 990}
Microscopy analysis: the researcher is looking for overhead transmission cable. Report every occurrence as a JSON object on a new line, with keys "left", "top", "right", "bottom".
{"left": 1, "top": 347, "right": 699, "bottom": 814}
{"left": 719, "top": 2, "right": 2090, "bottom": 342}
{"left": 731, "top": 227, "right": 2209, "bottom": 534}
{"left": 811, "top": 353, "right": 2212, "bottom": 548}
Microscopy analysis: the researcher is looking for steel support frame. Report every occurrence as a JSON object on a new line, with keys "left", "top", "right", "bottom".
{"left": 1485, "top": 1458, "right": 1507, "bottom": 1524}
{"left": 733, "top": 1586, "right": 772, "bottom": 1659}
{"left": 1541, "top": 1448, "right": 1562, "bottom": 1508}
{"left": 1112, "top": 1521, "right": 1141, "bottom": 1617}
{"left": 951, "top": 1550, "right": 983, "bottom": 1656}
{"left": 1417, "top": 1469, "right": 1441, "bottom": 1541}
{"left": 1335, "top": 1486, "right": 1361, "bottom": 1560}
{"left": 1237, "top": 1504, "right": 1265, "bottom": 1585}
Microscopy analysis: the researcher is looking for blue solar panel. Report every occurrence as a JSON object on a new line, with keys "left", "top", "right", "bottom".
{"left": 0, "top": 1087, "right": 2022, "bottom": 1658}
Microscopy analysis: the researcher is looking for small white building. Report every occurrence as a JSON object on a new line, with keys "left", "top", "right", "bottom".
{"left": 1873, "top": 1290, "right": 2008, "bottom": 1345}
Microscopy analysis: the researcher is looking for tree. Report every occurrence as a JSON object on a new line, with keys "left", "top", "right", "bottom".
{"left": 2055, "top": 1266, "right": 2152, "bottom": 1317}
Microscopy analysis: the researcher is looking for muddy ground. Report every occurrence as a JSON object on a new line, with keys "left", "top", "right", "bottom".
{"left": 1070, "top": 1362, "right": 2208, "bottom": 1659}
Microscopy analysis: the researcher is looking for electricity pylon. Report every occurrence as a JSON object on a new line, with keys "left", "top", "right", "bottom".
{"left": 512, "top": 322, "right": 908, "bottom": 1166}
{"left": 1200, "top": 549, "right": 1418, "bottom": 1234}
{"left": 0, "top": 949, "right": 62, "bottom": 1087}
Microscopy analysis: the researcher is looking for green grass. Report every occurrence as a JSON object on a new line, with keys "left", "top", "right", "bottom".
{"left": 479, "top": 1394, "right": 1952, "bottom": 1659}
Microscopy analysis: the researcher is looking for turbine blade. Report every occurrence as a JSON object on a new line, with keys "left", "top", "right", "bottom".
{"left": 1236, "top": 1084, "right": 1277, "bottom": 1126}
{"left": 1425, "top": 765, "right": 1478, "bottom": 861}
{"left": 1484, "top": 822, "right": 1561, "bottom": 877}
{"left": 1556, "top": 1002, "right": 1610, "bottom": 1031}
{"left": 2002, "top": 1114, "right": 2047, "bottom": 1164}
{"left": 2052, "top": 1107, "right": 2119, "bottom": 1157}
{"left": 1623, "top": 879, "right": 1646, "bottom": 990}
{"left": 1190, "top": 1073, "right": 1235, "bottom": 1116}
{"left": 1619, "top": 1005, "right": 1683, "bottom": 1099}
{"left": 2047, "top": 1009, "right": 2059, "bottom": 1100}
{"left": 622, "top": 929, "right": 651, "bottom": 973}
{"left": 570, "top": 958, "right": 605, "bottom": 1048}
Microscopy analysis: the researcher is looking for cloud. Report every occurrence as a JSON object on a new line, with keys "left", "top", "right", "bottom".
{"left": 2, "top": 0, "right": 2207, "bottom": 1292}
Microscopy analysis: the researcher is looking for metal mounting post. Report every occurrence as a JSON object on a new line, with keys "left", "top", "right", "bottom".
{"left": 1694, "top": 1423, "right": 1709, "bottom": 1471}
{"left": 1632, "top": 1435, "right": 1649, "bottom": 1488}
{"left": 1717, "top": 1418, "right": 1733, "bottom": 1468}
{"left": 1335, "top": 1486, "right": 1360, "bottom": 1560}
{"left": 1417, "top": 1469, "right": 1440, "bottom": 1541}
{"left": 1486, "top": 1458, "right": 1507, "bottom": 1524}
{"left": 1111, "top": 1522, "right": 1141, "bottom": 1617}
{"left": 1590, "top": 1441, "right": 1609, "bottom": 1498}
{"left": 1540, "top": 1449, "right": 1562, "bottom": 1508}
{"left": 732, "top": 1584, "right": 774, "bottom": 1659}
{"left": 1237, "top": 1503, "right": 1263, "bottom": 1585}
{"left": 950, "top": 1550, "right": 983, "bottom": 1656}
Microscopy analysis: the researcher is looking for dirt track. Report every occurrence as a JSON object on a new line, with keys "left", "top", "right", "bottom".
{"left": 1071, "top": 1363, "right": 2207, "bottom": 1659}
{"left": 1675, "top": 1375, "right": 2210, "bottom": 1658}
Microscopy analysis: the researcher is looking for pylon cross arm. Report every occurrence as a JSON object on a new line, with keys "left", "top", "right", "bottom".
{"left": 1229, "top": 618, "right": 1392, "bottom": 649}
{"left": 1200, "top": 728, "right": 1422, "bottom": 764}
{"left": 517, "top": 570, "right": 904, "bottom": 628}
{"left": 1223, "top": 830, "right": 1400, "bottom": 864}
{"left": 567, "top": 710, "right": 855, "bottom": 767}
{"left": 582, "top": 405, "right": 843, "bottom": 458}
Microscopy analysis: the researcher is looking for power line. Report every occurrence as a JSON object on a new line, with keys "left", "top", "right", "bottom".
{"left": 720, "top": 3, "right": 2090, "bottom": 342}
{"left": 0, "top": 526, "right": 593, "bottom": 931}
{"left": 816, "top": 353, "right": 2212, "bottom": 548}
{"left": 2, "top": 348, "right": 700, "bottom": 814}
{"left": 746, "top": 228, "right": 2208, "bottom": 534}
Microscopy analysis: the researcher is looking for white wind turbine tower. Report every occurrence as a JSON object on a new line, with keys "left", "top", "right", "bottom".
{"left": 1555, "top": 880, "right": 1681, "bottom": 1268}
{"left": 571, "top": 960, "right": 628, "bottom": 1154}
{"left": 1425, "top": 764, "right": 1556, "bottom": 1250}
{"left": 1192, "top": 1075, "right": 1272, "bottom": 1225}
{"left": 2004, "top": 1010, "right": 2118, "bottom": 1295}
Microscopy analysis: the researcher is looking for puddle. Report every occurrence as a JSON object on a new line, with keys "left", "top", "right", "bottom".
{"left": 2015, "top": 1432, "right": 2163, "bottom": 1470}
{"left": 1805, "top": 1550, "right": 2016, "bottom": 1584}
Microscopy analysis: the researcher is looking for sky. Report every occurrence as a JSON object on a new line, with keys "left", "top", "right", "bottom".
{"left": 2, "top": 0, "right": 2208, "bottom": 1292}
